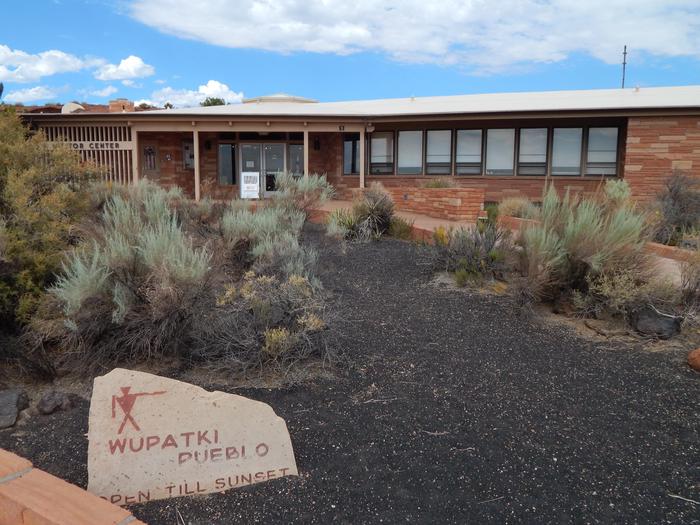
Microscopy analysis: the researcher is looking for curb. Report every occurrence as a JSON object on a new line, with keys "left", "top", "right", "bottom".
{"left": 0, "top": 449, "right": 146, "bottom": 525}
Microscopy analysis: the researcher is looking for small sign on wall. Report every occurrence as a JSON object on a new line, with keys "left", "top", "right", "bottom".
{"left": 241, "top": 171, "right": 260, "bottom": 199}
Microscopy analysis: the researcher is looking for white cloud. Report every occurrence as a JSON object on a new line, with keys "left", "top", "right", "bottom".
{"left": 0, "top": 45, "right": 87, "bottom": 82}
{"left": 128, "top": 0, "right": 700, "bottom": 72}
{"left": 91, "top": 85, "right": 118, "bottom": 97}
{"left": 0, "top": 45, "right": 156, "bottom": 85}
{"left": 94, "top": 55, "right": 155, "bottom": 80}
{"left": 4, "top": 85, "right": 58, "bottom": 103}
{"left": 138, "top": 80, "right": 244, "bottom": 107}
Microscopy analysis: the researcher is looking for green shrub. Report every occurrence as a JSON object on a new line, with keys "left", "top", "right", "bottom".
{"left": 28, "top": 181, "right": 213, "bottom": 375}
{"left": 517, "top": 184, "right": 652, "bottom": 313}
{"left": 431, "top": 222, "right": 512, "bottom": 280}
{"left": 0, "top": 109, "right": 101, "bottom": 330}
{"left": 498, "top": 197, "right": 539, "bottom": 219}
{"left": 484, "top": 203, "right": 499, "bottom": 224}
{"left": 387, "top": 216, "right": 414, "bottom": 240}
{"left": 272, "top": 171, "right": 335, "bottom": 216}
{"left": 453, "top": 268, "right": 471, "bottom": 287}
{"left": 652, "top": 172, "right": 700, "bottom": 245}
{"left": 326, "top": 208, "right": 357, "bottom": 239}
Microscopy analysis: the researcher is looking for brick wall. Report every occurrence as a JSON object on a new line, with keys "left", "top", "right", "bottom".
{"left": 141, "top": 132, "right": 235, "bottom": 200}
{"left": 624, "top": 116, "right": 700, "bottom": 201}
{"left": 385, "top": 187, "right": 485, "bottom": 221}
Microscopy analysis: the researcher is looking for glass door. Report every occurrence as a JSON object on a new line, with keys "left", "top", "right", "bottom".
{"left": 240, "top": 144, "right": 261, "bottom": 199}
{"left": 263, "top": 143, "right": 285, "bottom": 196}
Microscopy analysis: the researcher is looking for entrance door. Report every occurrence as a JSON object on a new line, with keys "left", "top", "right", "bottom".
{"left": 263, "top": 143, "right": 285, "bottom": 196}
{"left": 240, "top": 144, "right": 262, "bottom": 199}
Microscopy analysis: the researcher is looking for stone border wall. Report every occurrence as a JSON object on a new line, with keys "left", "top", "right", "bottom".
{"left": 383, "top": 187, "right": 485, "bottom": 222}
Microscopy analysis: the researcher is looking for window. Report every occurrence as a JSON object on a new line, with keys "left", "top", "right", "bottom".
{"left": 370, "top": 132, "right": 394, "bottom": 174}
{"left": 586, "top": 127, "right": 618, "bottom": 176}
{"left": 456, "top": 130, "right": 482, "bottom": 175}
{"left": 143, "top": 145, "right": 157, "bottom": 171}
{"left": 288, "top": 144, "right": 304, "bottom": 175}
{"left": 485, "top": 129, "right": 515, "bottom": 176}
{"left": 426, "top": 130, "right": 452, "bottom": 174}
{"left": 397, "top": 131, "right": 423, "bottom": 174}
{"left": 218, "top": 144, "right": 236, "bottom": 185}
{"left": 552, "top": 128, "right": 582, "bottom": 176}
{"left": 518, "top": 128, "right": 547, "bottom": 175}
{"left": 343, "top": 133, "right": 361, "bottom": 175}
{"left": 182, "top": 141, "right": 194, "bottom": 170}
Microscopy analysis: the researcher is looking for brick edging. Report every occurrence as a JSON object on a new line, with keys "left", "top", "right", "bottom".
{"left": 0, "top": 448, "right": 146, "bottom": 525}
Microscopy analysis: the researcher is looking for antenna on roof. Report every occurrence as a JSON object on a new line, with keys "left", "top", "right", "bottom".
{"left": 621, "top": 45, "right": 627, "bottom": 88}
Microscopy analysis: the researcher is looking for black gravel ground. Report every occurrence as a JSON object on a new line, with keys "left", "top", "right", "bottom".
{"left": 2, "top": 224, "right": 699, "bottom": 524}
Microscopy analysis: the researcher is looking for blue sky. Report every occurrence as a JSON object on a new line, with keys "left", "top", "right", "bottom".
{"left": 2, "top": 0, "right": 700, "bottom": 107}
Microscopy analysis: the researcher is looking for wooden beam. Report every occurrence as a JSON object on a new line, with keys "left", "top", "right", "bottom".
{"left": 359, "top": 128, "right": 365, "bottom": 189}
{"left": 303, "top": 130, "right": 309, "bottom": 176}
{"left": 131, "top": 130, "right": 139, "bottom": 184}
{"left": 193, "top": 130, "right": 201, "bottom": 201}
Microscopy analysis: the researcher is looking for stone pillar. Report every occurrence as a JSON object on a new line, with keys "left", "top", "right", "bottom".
{"left": 359, "top": 128, "right": 366, "bottom": 189}
{"left": 303, "top": 130, "right": 309, "bottom": 176}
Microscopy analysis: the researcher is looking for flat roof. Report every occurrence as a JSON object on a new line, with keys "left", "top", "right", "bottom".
{"left": 22, "top": 85, "right": 700, "bottom": 121}
{"left": 143, "top": 85, "right": 700, "bottom": 118}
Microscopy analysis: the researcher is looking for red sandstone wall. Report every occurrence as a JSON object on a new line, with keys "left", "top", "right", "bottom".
{"left": 384, "top": 187, "right": 485, "bottom": 221}
{"left": 624, "top": 116, "right": 700, "bottom": 201}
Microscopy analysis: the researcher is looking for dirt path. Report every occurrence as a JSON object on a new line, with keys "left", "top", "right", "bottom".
{"left": 2, "top": 225, "right": 699, "bottom": 523}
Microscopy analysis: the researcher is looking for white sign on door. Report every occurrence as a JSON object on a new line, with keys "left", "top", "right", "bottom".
{"left": 241, "top": 172, "right": 260, "bottom": 199}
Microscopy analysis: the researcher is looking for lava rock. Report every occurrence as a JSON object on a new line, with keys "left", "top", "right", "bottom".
{"left": 688, "top": 348, "right": 700, "bottom": 371}
{"left": 0, "top": 389, "right": 29, "bottom": 429}
{"left": 36, "top": 390, "right": 74, "bottom": 415}
{"left": 630, "top": 305, "right": 682, "bottom": 339}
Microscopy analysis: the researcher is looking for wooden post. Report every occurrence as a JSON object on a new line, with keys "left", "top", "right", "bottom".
{"left": 303, "top": 130, "right": 309, "bottom": 177}
{"left": 359, "top": 128, "right": 366, "bottom": 189}
{"left": 131, "top": 129, "right": 139, "bottom": 184}
{"left": 193, "top": 130, "right": 201, "bottom": 201}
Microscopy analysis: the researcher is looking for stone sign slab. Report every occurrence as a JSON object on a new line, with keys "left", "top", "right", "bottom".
{"left": 87, "top": 368, "right": 298, "bottom": 506}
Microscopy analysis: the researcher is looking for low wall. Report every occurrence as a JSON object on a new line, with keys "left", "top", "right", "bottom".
{"left": 383, "top": 187, "right": 484, "bottom": 222}
{"left": 0, "top": 449, "right": 145, "bottom": 525}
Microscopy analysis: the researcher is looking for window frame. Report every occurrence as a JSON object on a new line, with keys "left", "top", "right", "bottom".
{"left": 484, "top": 128, "right": 516, "bottom": 176}
{"left": 550, "top": 127, "right": 584, "bottom": 177}
{"left": 517, "top": 128, "right": 548, "bottom": 176}
{"left": 425, "top": 129, "right": 453, "bottom": 175}
{"left": 217, "top": 142, "right": 237, "bottom": 186}
{"left": 455, "top": 129, "right": 484, "bottom": 176}
{"left": 343, "top": 133, "right": 361, "bottom": 175}
{"left": 397, "top": 130, "right": 424, "bottom": 175}
{"left": 370, "top": 131, "right": 395, "bottom": 175}
{"left": 584, "top": 127, "right": 619, "bottom": 177}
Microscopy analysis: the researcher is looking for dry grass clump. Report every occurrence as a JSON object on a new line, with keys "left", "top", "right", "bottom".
{"left": 497, "top": 196, "right": 539, "bottom": 219}
{"left": 190, "top": 272, "right": 334, "bottom": 374}
{"left": 651, "top": 172, "right": 700, "bottom": 246}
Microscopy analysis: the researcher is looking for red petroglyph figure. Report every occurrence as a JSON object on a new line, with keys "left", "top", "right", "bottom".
{"left": 112, "top": 386, "right": 166, "bottom": 434}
